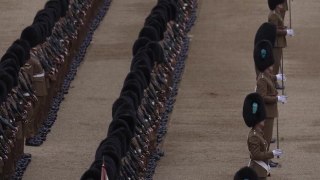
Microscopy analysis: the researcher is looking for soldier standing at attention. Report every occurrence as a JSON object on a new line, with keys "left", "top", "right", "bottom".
{"left": 267, "top": 0, "right": 294, "bottom": 82}
{"left": 242, "top": 92, "right": 283, "bottom": 179}
{"left": 254, "top": 39, "right": 287, "bottom": 168}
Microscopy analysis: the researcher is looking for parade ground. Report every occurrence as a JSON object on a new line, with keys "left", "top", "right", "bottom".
{"left": 0, "top": 0, "right": 319, "bottom": 179}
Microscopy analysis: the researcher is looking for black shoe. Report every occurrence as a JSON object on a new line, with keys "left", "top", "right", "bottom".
{"left": 270, "top": 138, "right": 276, "bottom": 144}
{"left": 22, "top": 153, "right": 32, "bottom": 159}
{"left": 25, "top": 138, "right": 43, "bottom": 146}
{"left": 269, "top": 160, "right": 279, "bottom": 168}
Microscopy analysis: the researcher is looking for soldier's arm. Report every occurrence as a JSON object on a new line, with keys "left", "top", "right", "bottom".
{"left": 248, "top": 136, "right": 274, "bottom": 161}
{"left": 271, "top": 74, "right": 277, "bottom": 81}
{"left": 269, "top": 14, "right": 287, "bottom": 35}
{"left": 256, "top": 78, "right": 277, "bottom": 104}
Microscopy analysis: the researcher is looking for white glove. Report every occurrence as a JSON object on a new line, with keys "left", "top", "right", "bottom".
{"left": 272, "top": 149, "right": 283, "bottom": 157}
{"left": 277, "top": 95, "right": 288, "bottom": 104}
{"left": 276, "top": 74, "right": 286, "bottom": 81}
{"left": 286, "top": 29, "right": 294, "bottom": 36}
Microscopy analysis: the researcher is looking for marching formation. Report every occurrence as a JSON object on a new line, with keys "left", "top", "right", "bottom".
{"left": 235, "top": 0, "right": 294, "bottom": 179}
{"left": 80, "top": 0, "right": 198, "bottom": 179}
{"left": 0, "top": 0, "right": 112, "bottom": 179}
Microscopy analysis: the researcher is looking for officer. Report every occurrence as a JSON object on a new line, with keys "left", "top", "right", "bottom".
{"left": 242, "top": 92, "right": 283, "bottom": 179}
{"left": 267, "top": 0, "right": 294, "bottom": 79}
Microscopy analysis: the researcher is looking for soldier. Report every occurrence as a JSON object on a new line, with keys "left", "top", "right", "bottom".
{"left": 254, "top": 40, "right": 287, "bottom": 168}
{"left": 242, "top": 92, "right": 283, "bottom": 179}
{"left": 267, "top": 0, "right": 294, "bottom": 79}
{"left": 24, "top": 51, "right": 48, "bottom": 146}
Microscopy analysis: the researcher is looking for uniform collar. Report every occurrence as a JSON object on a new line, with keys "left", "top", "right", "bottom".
{"left": 252, "top": 126, "right": 264, "bottom": 135}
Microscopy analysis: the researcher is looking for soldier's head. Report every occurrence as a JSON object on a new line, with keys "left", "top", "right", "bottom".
{"left": 268, "top": 0, "right": 285, "bottom": 11}
{"left": 234, "top": 166, "right": 258, "bottom": 180}
{"left": 253, "top": 40, "right": 274, "bottom": 74}
{"left": 242, "top": 93, "right": 266, "bottom": 129}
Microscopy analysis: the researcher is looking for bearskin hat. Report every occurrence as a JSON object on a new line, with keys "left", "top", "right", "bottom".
{"left": 132, "top": 37, "right": 151, "bottom": 56}
{"left": 13, "top": 39, "right": 31, "bottom": 62}
{"left": 6, "top": 43, "right": 26, "bottom": 67}
{"left": 0, "top": 58, "right": 20, "bottom": 72}
{"left": 145, "top": 19, "right": 165, "bottom": 40}
{"left": 131, "top": 51, "right": 153, "bottom": 71}
{"left": 3, "top": 66, "right": 18, "bottom": 87}
{"left": 268, "top": 0, "right": 285, "bottom": 10}
{"left": 120, "top": 90, "right": 140, "bottom": 110}
{"left": 132, "top": 66, "right": 151, "bottom": 87}
{"left": 112, "top": 96, "right": 135, "bottom": 117}
{"left": 147, "top": 41, "right": 165, "bottom": 64}
{"left": 125, "top": 71, "right": 148, "bottom": 89}
{"left": 20, "top": 25, "right": 42, "bottom": 48}
{"left": 234, "top": 167, "right": 258, "bottom": 180}
{"left": 242, "top": 93, "right": 266, "bottom": 128}
{"left": 254, "top": 40, "right": 274, "bottom": 72}
{"left": 80, "top": 167, "right": 100, "bottom": 180}
{"left": 44, "top": 0, "right": 62, "bottom": 19}
{"left": 139, "top": 26, "right": 160, "bottom": 42}
{"left": 254, "top": 22, "right": 276, "bottom": 47}
{"left": 121, "top": 79, "right": 143, "bottom": 101}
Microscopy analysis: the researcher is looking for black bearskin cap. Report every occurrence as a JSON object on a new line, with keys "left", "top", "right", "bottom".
{"left": 45, "top": 0, "right": 62, "bottom": 19}
{"left": 21, "top": 25, "right": 42, "bottom": 48}
{"left": 268, "top": 0, "right": 285, "bottom": 11}
{"left": 121, "top": 79, "right": 143, "bottom": 101}
{"left": 139, "top": 26, "right": 160, "bottom": 42}
{"left": 147, "top": 41, "right": 165, "bottom": 64}
{"left": 254, "top": 40, "right": 274, "bottom": 72}
{"left": 234, "top": 167, "right": 258, "bottom": 180}
{"left": 125, "top": 71, "right": 148, "bottom": 89}
{"left": 254, "top": 22, "right": 276, "bottom": 47}
{"left": 80, "top": 167, "right": 100, "bottom": 180}
{"left": 13, "top": 39, "right": 31, "bottom": 62}
{"left": 112, "top": 96, "right": 135, "bottom": 117}
{"left": 3, "top": 66, "right": 18, "bottom": 87}
{"left": 132, "top": 37, "right": 151, "bottom": 56}
{"left": 242, "top": 93, "right": 266, "bottom": 128}
{"left": 7, "top": 43, "right": 26, "bottom": 67}
{"left": 0, "top": 58, "right": 20, "bottom": 72}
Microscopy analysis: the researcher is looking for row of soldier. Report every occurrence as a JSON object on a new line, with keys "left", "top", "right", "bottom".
{"left": 81, "top": 0, "right": 198, "bottom": 179}
{"left": 0, "top": 0, "right": 110, "bottom": 179}
{"left": 235, "top": 0, "right": 294, "bottom": 179}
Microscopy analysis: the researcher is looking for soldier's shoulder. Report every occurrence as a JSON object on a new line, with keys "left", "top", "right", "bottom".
{"left": 248, "top": 129, "right": 258, "bottom": 137}
{"left": 257, "top": 76, "right": 268, "bottom": 84}
{"left": 268, "top": 12, "right": 278, "bottom": 21}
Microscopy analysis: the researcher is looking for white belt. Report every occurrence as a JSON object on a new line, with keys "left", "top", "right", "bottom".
{"left": 33, "top": 72, "right": 45, "bottom": 78}
{"left": 23, "top": 93, "right": 30, "bottom": 97}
